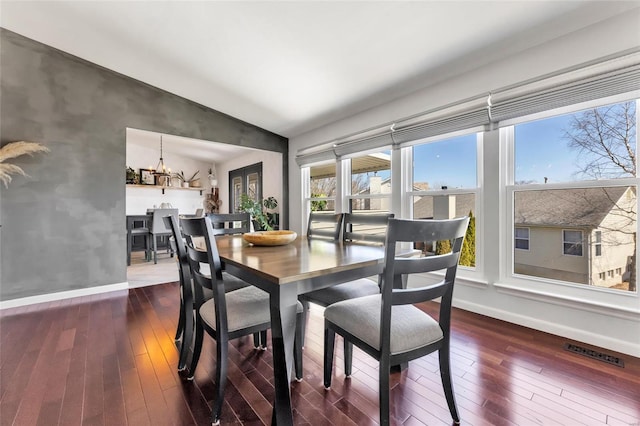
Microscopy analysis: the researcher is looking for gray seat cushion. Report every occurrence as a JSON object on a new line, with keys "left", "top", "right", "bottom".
{"left": 200, "top": 286, "right": 303, "bottom": 333}
{"left": 324, "top": 294, "right": 443, "bottom": 355}
{"left": 304, "top": 278, "right": 379, "bottom": 306}
{"left": 222, "top": 271, "right": 249, "bottom": 292}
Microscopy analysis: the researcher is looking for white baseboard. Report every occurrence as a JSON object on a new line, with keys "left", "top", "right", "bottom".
{"left": 0, "top": 282, "right": 130, "bottom": 310}
{"left": 453, "top": 299, "right": 640, "bottom": 358}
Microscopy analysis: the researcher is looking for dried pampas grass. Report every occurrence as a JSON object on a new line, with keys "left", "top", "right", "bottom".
{"left": 0, "top": 141, "right": 50, "bottom": 187}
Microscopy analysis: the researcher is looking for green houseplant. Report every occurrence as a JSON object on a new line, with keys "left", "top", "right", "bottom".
{"left": 238, "top": 194, "right": 279, "bottom": 231}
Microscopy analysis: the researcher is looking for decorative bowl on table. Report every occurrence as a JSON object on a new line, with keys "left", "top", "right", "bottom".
{"left": 242, "top": 230, "right": 297, "bottom": 246}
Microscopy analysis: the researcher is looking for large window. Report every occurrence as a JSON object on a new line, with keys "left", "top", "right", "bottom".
{"left": 309, "top": 162, "right": 336, "bottom": 213}
{"left": 348, "top": 150, "right": 391, "bottom": 213}
{"left": 511, "top": 99, "right": 637, "bottom": 292}
{"left": 410, "top": 133, "right": 479, "bottom": 267}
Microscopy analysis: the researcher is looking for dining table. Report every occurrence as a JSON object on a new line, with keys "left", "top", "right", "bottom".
{"left": 213, "top": 234, "right": 386, "bottom": 425}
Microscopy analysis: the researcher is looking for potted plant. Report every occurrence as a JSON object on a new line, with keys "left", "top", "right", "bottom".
{"left": 263, "top": 196, "right": 279, "bottom": 230}
{"left": 238, "top": 194, "right": 278, "bottom": 231}
{"left": 172, "top": 170, "right": 199, "bottom": 188}
{"left": 126, "top": 166, "right": 139, "bottom": 184}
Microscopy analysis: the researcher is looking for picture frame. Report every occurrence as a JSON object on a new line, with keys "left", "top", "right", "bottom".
{"left": 140, "top": 169, "right": 156, "bottom": 185}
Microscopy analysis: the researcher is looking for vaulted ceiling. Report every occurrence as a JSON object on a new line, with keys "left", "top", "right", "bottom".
{"left": 2, "top": 1, "right": 638, "bottom": 138}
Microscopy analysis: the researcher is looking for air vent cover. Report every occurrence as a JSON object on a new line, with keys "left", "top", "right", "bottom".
{"left": 564, "top": 343, "right": 624, "bottom": 368}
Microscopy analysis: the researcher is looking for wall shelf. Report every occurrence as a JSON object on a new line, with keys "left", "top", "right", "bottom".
{"left": 126, "top": 184, "right": 204, "bottom": 195}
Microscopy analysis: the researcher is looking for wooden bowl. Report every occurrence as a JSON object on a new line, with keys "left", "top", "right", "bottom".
{"left": 242, "top": 230, "right": 297, "bottom": 246}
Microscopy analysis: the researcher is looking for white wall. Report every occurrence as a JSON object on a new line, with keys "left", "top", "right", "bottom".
{"left": 126, "top": 143, "right": 211, "bottom": 214}
{"left": 288, "top": 11, "right": 640, "bottom": 356}
{"left": 216, "top": 150, "right": 283, "bottom": 216}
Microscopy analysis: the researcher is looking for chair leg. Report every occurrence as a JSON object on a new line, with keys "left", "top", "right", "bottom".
{"left": 127, "top": 232, "right": 132, "bottom": 266}
{"left": 343, "top": 340, "right": 353, "bottom": 377}
{"left": 323, "top": 325, "right": 335, "bottom": 389}
{"left": 153, "top": 235, "right": 158, "bottom": 264}
{"left": 187, "top": 318, "right": 204, "bottom": 380}
{"left": 253, "top": 332, "right": 261, "bottom": 349}
{"left": 439, "top": 347, "right": 460, "bottom": 424}
{"left": 175, "top": 289, "right": 185, "bottom": 342}
{"left": 211, "top": 339, "right": 229, "bottom": 426}
{"left": 379, "top": 357, "right": 391, "bottom": 426}
{"left": 300, "top": 300, "right": 310, "bottom": 348}
{"left": 177, "top": 304, "right": 194, "bottom": 373}
{"left": 294, "top": 312, "right": 303, "bottom": 381}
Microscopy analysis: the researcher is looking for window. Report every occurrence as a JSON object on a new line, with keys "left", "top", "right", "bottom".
{"left": 563, "top": 230, "right": 583, "bottom": 256}
{"left": 348, "top": 150, "right": 391, "bottom": 213}
{"left": 510, "top": 99, "right": 637, "bottom": 292}
{"left": 616, "top": 267, "right": 622, "bottom": 275}
{"left": 410, "top": 133, "right": 479, "bottom": 268}
{"left": 515, "top": 227, "right": 530, "bottom": 250}
{"left": 309, "top": 162, "right": 336, "bottom": 213}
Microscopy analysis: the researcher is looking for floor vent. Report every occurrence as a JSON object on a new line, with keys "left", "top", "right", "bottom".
{"left": 563, "top": 343, "right": 624, "bottom": 368}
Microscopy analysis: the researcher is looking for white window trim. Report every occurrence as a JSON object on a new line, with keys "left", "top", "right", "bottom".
{"left": 501, "top": 97, "right": 639, "bottom": 311}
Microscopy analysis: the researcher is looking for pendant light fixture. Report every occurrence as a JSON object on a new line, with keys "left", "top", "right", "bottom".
{"left": 153, "top": 134, "right": 171, "bottom": 177}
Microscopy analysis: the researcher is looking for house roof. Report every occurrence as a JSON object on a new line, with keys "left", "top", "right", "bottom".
{"left": 514, "top": 186, "right": 632, "bottom": 228}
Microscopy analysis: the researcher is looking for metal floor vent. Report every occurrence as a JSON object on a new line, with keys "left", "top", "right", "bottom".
{"left": 563, "top": 343, "right": 624, "bottom": 368}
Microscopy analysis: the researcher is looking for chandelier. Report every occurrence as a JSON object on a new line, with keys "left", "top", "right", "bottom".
{"left": 153, "top": 135, "right": 171, "bottom": 177}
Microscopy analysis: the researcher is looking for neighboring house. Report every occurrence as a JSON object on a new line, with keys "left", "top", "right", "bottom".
{"left": 514, "top": 187, "right": 636, "bottom": 288}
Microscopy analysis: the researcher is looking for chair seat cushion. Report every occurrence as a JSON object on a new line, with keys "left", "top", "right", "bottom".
{"left": 131, "top": 228, "right": 150, "bottom": 235}
{"left": 200, "top": 286, "right": 303, "bottom": 333}
{"left": 222, "top": 272, "right": 249, "bottom": 292}
{"left": 303, "top": 278, "right": 379, "bottom": 306}
{"left": 324, "top": 294, "right": 443, "bottom": 355}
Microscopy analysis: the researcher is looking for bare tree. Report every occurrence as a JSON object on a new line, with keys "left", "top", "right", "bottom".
{"left": 564, "top": 101, "right": 637, "bottom": 292}
{"left": 565, "top": 101, "right": 636, "bottom": 179}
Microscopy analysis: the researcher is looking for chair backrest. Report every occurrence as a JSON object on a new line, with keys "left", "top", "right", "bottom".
{"left": 180, "top": 217, "right": 230, "bottom": 333}
{"left": 195, "top": 208, "right": 204, "bottom": 217}
{"left": 342, "top": 213, "right": 394, "bottom": 244}
{"left": 163, "top": 214, "right": 193, "bottom": 298}
{"left": 379, "top": 217, "right": 469, "bottom": 351}
{"left": 207, "top": 212, "right": 250, "bottom": 235}
{"left": 307, "top": 212, "right": 343, "bottom": 240}
{"left": 151, "top": 208, "right": 179, "bottom": 235}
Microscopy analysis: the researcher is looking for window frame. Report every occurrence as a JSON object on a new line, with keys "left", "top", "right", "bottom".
{"left": 502, "top": 94, "right": 639, "bottom": 303}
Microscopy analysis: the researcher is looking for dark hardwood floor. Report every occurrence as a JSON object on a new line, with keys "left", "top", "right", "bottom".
{"left": 1, "top": 282, "right": 638, "bottom": 425}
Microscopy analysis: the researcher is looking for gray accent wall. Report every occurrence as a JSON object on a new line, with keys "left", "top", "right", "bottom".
{"left": 0, "top": 29, "right": 288, "bottom": 301}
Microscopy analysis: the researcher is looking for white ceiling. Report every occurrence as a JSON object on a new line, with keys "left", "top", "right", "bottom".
{"left": 126, "top": 128, "right": 254, "bottom": 163}
{"left": 2, "top": 1, "right": 639, "bottom": 139}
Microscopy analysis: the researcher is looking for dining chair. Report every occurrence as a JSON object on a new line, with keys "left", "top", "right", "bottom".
{"left": 207, "top": 212, "right": 251, "bottom": 236}
{"left": 127, "top": 215, "right": 151, "bottom": 266}
{"left": 180, "top": 216, "right": 304, "bottom": 425}
{"left": 164, "top": 214, "right": 267, "bottom": 373}
{"left": 323, "top": 217, "right": 469, "bottom": 426}
{"left": 299, "top": 213, "right": 393, "bottom": 347}
{"left": 306, "top": 212, "right": 343, "bottom": 240}
{"left": 150, "top": 208, "right": 179, "bottom": 264}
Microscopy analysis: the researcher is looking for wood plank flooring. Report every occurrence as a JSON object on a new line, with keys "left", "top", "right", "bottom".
{"left": 1, "top": 282, "right": 638, "bottom": 425}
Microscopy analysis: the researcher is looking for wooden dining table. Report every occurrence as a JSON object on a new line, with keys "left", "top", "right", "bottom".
{"left": 214, "top": 235, "right": 386, "bottom": 425}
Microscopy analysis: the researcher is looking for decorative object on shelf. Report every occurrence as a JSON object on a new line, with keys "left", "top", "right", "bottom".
{"left": 242, "top": 230, "right": 297, "bottom": 246}
{"left": 238, "top": 194, "right": 279, "bottom": 231}
{"left": 172, "top": 170, "right": 199, "bottom": 188}
{"left": 0, "top": 141, "right": 50, "bottom": 188}
{"left": 204, "top": 187, "right": 221, "bottom": 213}
{"left": 126, "top": 166, "right": 139, "bottom": 184}
{"left": 153, "top": 135, "right": 171, "bottom": 181}
{"left": 140, "top": 168, "right": 155, "bottom": 185}
{"left": 208, "top": 166, "right": 218, "bottom": 187}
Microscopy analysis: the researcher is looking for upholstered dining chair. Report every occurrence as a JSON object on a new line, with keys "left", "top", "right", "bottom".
{"left": 150, "top": 208, "right": 179, "bottom": 263}
{"left": 164, "top": 215, "right": 266, "bottom": 374}
{"left": 180, "top": 216, "right": 304, "bottom": 426}
{"left": 323, "top": 217, "right": 469, "bottom": 426}
{"left": 299, "top": 213, "right": 393, "bottom": 347}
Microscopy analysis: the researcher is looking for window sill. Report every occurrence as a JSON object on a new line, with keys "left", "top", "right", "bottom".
{"left": 493, "top": 281, "right": 640, "bottom": 321}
